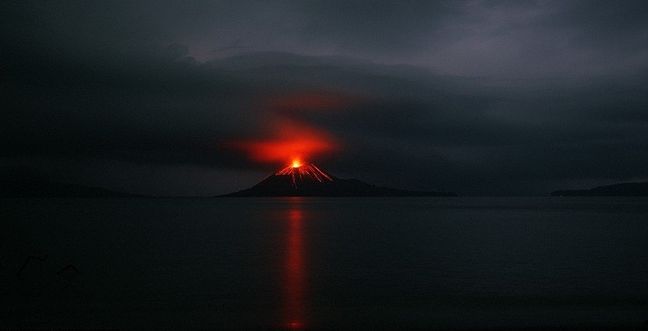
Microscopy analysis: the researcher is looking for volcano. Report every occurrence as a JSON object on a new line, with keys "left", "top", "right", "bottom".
{"left": 224, "top": 163, "right": 457, "bottom": 197}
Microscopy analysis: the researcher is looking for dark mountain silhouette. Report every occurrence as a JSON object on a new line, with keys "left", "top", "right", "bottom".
{"left": 224, "top": 163, "right": 457, "bottom": 197}
{"left": 0, "top": 167, "right": 138, "bottom": 198}
{"left": 551, "top": 182, "right": 648, "bottom": 196}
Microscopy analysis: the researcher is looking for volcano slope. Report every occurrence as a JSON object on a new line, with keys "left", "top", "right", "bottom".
{"left": 224, "top": 163, "right": 457, "bottom": 197}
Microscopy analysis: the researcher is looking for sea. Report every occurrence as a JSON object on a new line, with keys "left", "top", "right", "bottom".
{"left": 1, "top": 197, "right": 648, "bottom": 330}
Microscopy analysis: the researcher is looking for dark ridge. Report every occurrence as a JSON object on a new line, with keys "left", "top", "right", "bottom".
{"left": 0, "top": 179, "right": 141, "bottom": 198}
{"left": 0, "top": 166, "right": 140, "bottom": 198}
{"left": 551, "top": 182, "right": 648, "bottom": 197}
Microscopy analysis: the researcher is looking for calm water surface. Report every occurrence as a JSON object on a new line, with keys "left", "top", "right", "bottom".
{"left": 2, "top": 197, "right": 648, "bottom": 329}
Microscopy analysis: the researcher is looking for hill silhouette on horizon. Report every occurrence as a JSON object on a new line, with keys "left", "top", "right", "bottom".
{"left": 551, "top": 182, "right": 648, "bottom": 196}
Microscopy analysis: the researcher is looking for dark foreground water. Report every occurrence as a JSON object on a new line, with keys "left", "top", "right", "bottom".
{"left": 1, "top": 197, "right": 648, "bottom": 330}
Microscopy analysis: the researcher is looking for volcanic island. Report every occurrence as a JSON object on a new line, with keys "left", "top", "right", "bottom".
{"left": 224, "top": 159, "right": 457, "bottom": 197}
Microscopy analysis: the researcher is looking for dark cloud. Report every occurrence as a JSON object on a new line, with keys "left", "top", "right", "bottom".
{"left": 1, "top": 1, "right": 648, "bottom": 195}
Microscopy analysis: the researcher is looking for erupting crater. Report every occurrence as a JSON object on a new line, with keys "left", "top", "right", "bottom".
{"left": 276, "top": 161, "right": 333, "bottom": 188}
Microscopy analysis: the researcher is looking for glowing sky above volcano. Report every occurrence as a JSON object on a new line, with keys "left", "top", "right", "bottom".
{"left": 231, "top": 119, "right": 338, "bottom": 166}
{"left": 226, "top": 91, "right": 350, "bottom": 167}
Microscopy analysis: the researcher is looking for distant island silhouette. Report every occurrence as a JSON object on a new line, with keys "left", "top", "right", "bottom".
{"left": 0, "top": 167, "right": 138, "bottom": 198}
{"left": 224, "top": 163, "right": 457, "bottom": 197}
{"left": 0, "top": 178, "right": 139, "bottom": 198}
{"left": 551, "top": 182, "right": 648, "bottom": 196}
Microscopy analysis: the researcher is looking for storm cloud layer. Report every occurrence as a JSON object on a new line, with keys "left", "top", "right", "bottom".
{"left": 2, "top": 0, "right": 648, "bottom": 195}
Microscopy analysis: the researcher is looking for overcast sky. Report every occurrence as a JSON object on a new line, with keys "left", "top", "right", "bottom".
{"left": 2, "top": 0, "right": 648, "bottom": 195}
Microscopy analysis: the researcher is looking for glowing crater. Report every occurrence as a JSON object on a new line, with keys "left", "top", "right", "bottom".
{"left": 276, "top": 161, "right": 334, "bottom": 187}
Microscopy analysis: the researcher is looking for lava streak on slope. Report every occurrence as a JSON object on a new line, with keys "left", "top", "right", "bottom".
{"left": 276, "top": 163, "right": 334, "bottom": 188}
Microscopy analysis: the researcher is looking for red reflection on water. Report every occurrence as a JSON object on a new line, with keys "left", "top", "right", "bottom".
{"left": 283, "top": 205, "right": 306, "bottom": 329}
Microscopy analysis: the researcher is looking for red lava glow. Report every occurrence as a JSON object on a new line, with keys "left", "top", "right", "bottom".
{"left": 231, "top": 119, "right": 338, "bottom": 165}
{"left": 284, "top": 207, "right": 306, "bottom": 329}
{"left": 226, "top": 91, "right": 355, "bottom": 166}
